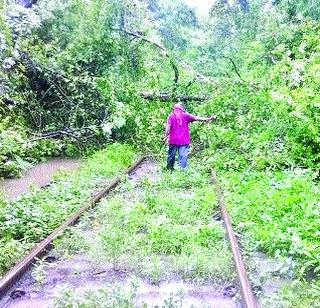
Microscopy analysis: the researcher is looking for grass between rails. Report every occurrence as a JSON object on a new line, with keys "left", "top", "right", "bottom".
{"left": 95, "top": 167, "right": 233, "bottom": 283}
{"left": 218, "top": 168, "right": 320, "bottom": 307}
{"left": 51, "top": 160, "right": 235, "bottom": 306}
{"left": 0, "top": 143, "right": 137, "bottom": 277}
{"left": 2, "top": 141, "right": 318, "bottom": 307}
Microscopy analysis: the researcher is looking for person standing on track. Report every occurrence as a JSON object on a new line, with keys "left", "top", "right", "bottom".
{"left": 165, "top": 103, "right": 216, "bottom": 170}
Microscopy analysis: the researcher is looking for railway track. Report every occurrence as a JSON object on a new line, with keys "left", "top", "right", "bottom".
{"left": 0, "top": 156, "right": 258, "bottom": 307}
{"left": 212, "top": 171, "right": 258, "bottom": 308}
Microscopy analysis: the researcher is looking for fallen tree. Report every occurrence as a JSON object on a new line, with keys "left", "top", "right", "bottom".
{"left": 116, "top": 28, "right": 217, "bottom": 86}
{"left": 28, "top": 130, "right": 85, "bottom": 143}
{"left": 140, "top": 91, "right": 209, "bottom": 102}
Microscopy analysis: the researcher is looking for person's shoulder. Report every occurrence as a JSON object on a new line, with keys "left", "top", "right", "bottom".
{"left": 184, "top": 112, "right": 196, "bottom": 119}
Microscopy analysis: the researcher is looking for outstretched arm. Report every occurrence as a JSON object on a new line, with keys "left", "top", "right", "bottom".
{"left": 194, "top": 115, "right": 217, "bottom": 122}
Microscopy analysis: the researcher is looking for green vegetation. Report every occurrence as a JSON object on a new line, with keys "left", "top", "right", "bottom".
{"left": 220, "top": 170, "right": 319, "bottom": 278}
{"left": 51, "top": 161, "right": 234, "bottom": 307}
{"left": 55, "top": 163, "right": 234, "bottom": 285}
{"left": 260, "top": 280, "right": 320, "bottom": 308}
{"left": 1, "top": 0, "right": 320, "bottom": 306}
{"left": 0, "top": 143, "right": 136, "bottom": 276}
{"left": 52, "top": 281, "right": 191, "bottom": 308}
{"left": 196, "top": 18, "right": 320, "bottom": 172}
{"left": 93, "top": 165, "right": 233, "bottom": 284}
{"left": 53, "top": 281, "right": 139, "bottom": 308}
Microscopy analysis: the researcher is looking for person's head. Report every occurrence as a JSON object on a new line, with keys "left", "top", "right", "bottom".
{"left": 172, "top": 103, "right": 183, "bottom": 125}
{"left": 173, "top": 103, "right": 184, "bottom": 112}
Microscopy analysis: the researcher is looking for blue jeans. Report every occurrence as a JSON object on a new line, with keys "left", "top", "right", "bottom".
{"left": 167, "top": 145, "right": 189, "bottom": 170}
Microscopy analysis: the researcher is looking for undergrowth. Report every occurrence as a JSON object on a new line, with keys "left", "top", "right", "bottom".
{"left": 92, "top": 164, "right": 234, "bottom": 284}
{"left": 0, "top": 143, "right": 136, "bottom": 277}
{"left": 210, "top": 165, "right": 320, "bottom": 307}
{"left": 54, "top": 161, "right": 234, "bottom": 293}
{"left": 260, "top": 279, "right": 320, "bottom": 308}
{"left": 220, "top": 169, "right": 320, "bottom": 280}
{"left": 52, "top": 280, "right": 188, "bottom": 308}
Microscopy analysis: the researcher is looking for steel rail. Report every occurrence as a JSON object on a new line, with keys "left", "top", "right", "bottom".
{"left": 0, "top": 156, "right": 146, "bottom": 298}
{"left": 212, "top": 170, "right": 258, "bottom": 308}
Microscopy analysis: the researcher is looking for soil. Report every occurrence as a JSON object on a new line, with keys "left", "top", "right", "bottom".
{"left": 0, "top": 158, "right": 81, "bottom": 201}
{"left": 0, "top": 159, "right": 240, "bottom": 307}
{"left": 0, "top": 254, "right": 237, "bottom": 307}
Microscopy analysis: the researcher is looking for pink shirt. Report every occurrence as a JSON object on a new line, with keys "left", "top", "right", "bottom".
{"left": 167, "top": 112, "right": 196, "bottom": 145}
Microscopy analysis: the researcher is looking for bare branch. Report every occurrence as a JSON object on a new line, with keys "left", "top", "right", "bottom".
{"left": 28, "top": 130, "right": 84, "bottom": 143}
{"left": 223, "top": 56, "right": 246, "bottom": 83}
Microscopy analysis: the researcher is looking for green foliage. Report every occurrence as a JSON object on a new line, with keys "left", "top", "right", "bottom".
{"left": 0, "top": 0, "right": 320, "bottom": 305}
{"left": 1, "top": 0, "right": 158, "bottom": 158}
{"left": 148, "top": 0, "right": 199, "bottom": 51}
{"left": 220, "top": 170, "right": 320, "bottom": 279}
{"left": 1, "top": 0, "right": 320, "bottom": 171}
{"left": 274, "top": 0, "right": 320, "bottom": 21}
{"left": 0, "top": 116, "right": 77, "bottom": 177}
{"left": 0, "top": 238, "right": 31, "bottom": 275}
{"left": 31, "top": 257, "right": 49, "bottom": 285}
{"left": 1, "top": 0, "right": 210, "bottom": 162}
{"left": 90, "top": 162, "right": 234, "bottom": 283}
{"left": 190, "top": 18, "right": 320, "bottom": 172}
{"left": 261, "top": 279, "right": 320, "bottom": 308}
{"left": 0, "top": 143, "right": 136, "bottom": 277}
{"left": 53, "top": 281, "right": 139, "bottom": 308}
{"left": 0, "top": 121, "right": 27, "bottom": 177}
{"left": 53, "top": 214, "right": 92, "bottom": 256}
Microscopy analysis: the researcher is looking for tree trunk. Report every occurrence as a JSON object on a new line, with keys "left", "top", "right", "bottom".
{"left": 140, "top": 92, "right": 208, "bottom": 102}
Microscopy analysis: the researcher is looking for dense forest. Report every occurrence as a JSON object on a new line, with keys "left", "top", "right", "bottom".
{"left": 1, "top": 0, "right": 320, "bottom": 306}
{"left": 1, "top": 0, "right": 320, "bottom": 176}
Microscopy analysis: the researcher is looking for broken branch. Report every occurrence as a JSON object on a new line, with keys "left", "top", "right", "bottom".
{"left": 140, "top": 91, "right": 209, "bottom": 102}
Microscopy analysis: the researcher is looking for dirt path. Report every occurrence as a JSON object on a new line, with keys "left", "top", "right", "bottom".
{"left": 0, "top": 159, "right": 240, "bottom": 308}
{"left": 0, "top": 159, "right": 81, "bottom": 201}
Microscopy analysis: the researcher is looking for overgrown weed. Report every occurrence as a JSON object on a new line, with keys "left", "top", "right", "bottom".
{"left": 52, "top": 281, "right": 139, "bottom": 308}
{"left": 221, "top": 170, "right": 320, "bottom": 279}
{"left": 0, "top": 143, "right": 136, "bottom": 277}
{"left": 218, "top": 167, "right": 320, "bottom": 305}
{"left": 88, "top": 163, "right": 234, "bottom": 285}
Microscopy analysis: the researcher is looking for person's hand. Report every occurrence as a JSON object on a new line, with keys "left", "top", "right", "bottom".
{"left": 206, "top": 115, "right": 217, "bottom": 123}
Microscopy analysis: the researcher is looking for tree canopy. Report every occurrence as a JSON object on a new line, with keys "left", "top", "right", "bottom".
{"left": 0, "top": 0, "right": 320, "bottom": 176}
{"left": 1, "top": 1, "right": 320, "bottom": 305}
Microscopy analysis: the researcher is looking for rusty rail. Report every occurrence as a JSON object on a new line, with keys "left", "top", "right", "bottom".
{"left": 212, "top": 171, "right": 258, "bottom": 308}
{"left": 0, "top": 156, "right": 146, "bottom": 298}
